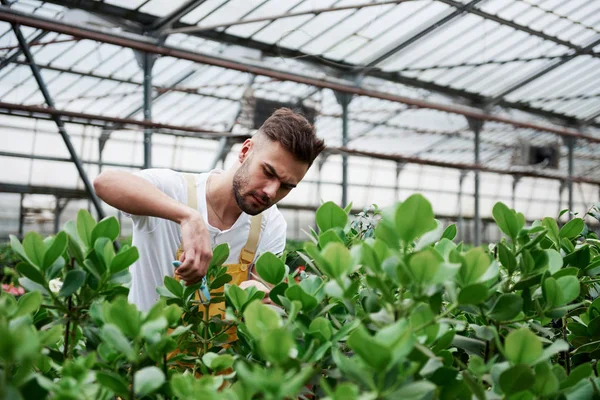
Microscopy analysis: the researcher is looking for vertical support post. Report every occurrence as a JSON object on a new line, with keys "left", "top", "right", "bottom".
{"left": 334, "top": 91, "right": 353, "bottom": 208}
{"left": 467, "top": 116, "right": 484, "bottom": 247}
{"left": 54, "top": 196, "right": 61, "bottom": 234}
{"left": 474, "top": 128, "right": 481, "bottom": 246}
{"left": 18, "top": 193, "right": 24, "bottom": 239}
{"left": 457, "top": 171, "right": 467, "bottom": 242}
{"left": 567, "top": 137, "right": 574, "bottom": 219}
{"left": 7, "top": 16, "right": 105, "bottom": 219}
{"left": 395, "top": 162, "right": 404, "bottom": 201}
{"left": 143, "top": 52, "right": 153, "bottom": 169}
{"left": 558, "top": 180, "right": 565, "bottom": 216}
{"left": 512, "top": 176, "right": 521, "bottom": 209}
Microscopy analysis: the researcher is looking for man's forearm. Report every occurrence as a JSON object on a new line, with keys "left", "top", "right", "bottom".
{"left": 93, "top": 170, "right": 195, "bottom": 224}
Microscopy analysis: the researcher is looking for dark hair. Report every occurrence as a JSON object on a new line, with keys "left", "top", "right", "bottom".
{"left": 258, "top": 108, "right": 325, "bottom": 166}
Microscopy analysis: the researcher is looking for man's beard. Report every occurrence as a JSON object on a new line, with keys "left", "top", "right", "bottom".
{"left": 232, "top": 159, "right": 271, "bottom": 215}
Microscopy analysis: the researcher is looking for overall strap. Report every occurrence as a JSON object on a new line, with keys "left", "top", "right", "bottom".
{"left": 239, "top": 214, "right": 263, "bottom": 264}
{"left": 177, "top": 173, "right": 197, "bottom": 255}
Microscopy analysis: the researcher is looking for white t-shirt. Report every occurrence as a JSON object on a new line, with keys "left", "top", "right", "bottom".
{"left": 125, "top": 168, "right": 287, "bottom": 311}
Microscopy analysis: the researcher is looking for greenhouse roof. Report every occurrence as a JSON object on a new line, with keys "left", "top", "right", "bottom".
{"left": 1, "top": 0, "right": 600, "bottom": 191}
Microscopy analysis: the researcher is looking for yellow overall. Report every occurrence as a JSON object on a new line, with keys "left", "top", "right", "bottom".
{"left": 175, "top": 173, "right": 262, "bottom": 335}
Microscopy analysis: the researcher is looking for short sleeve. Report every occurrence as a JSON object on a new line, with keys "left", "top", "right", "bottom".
{"left": 123, "top": 169, "right": 186, "bottom": 232}
{"left": 257, "top": 208, "right": 287, "bottom": 256}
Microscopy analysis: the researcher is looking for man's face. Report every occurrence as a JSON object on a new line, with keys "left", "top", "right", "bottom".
{"left": 232, "top": 140, "right": 309, "bottom": 215}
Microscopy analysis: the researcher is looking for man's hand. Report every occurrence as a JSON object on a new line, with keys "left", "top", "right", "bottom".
{"left": 239, "top": 279, "right": 274, "bottom": 305}
{"left": 175, "top": 212, "right": 212, "bottom": 286}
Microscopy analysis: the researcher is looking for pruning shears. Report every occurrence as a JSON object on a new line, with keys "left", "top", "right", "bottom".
{"left": 172, "top": 261, "right": 211, "bottom": 303}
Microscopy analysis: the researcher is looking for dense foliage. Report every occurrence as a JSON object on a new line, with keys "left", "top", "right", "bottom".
{"left": 1, "top": 196, "right": 600, "bottom": 399}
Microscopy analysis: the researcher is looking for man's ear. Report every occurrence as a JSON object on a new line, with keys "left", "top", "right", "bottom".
{"left": 239, "top": 138, "right": 254, "bottom": 163}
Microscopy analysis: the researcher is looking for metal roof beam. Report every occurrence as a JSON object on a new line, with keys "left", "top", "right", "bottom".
{"left": 0, "top": 29, "right": 48, "bottom": 71}
{"left": 149, "top": 0, "right": 207, "bottom": 32}
{"left": 2, "top": 7, "right": 600, "bottom": 144}
{"left": 1, "top": 99, "right": 598, "bottom": 185}
{"left": 166, "top": 0, "right": 411, "bottom": 35}
{"left": 36, "top": 0, "right": 599, "bottom": 129}
{"left": 437, "top": 0, "right": 596, "bottom": 55}
{"left": 364, "top": 0, "right": 486, "bottom": 68}
{"left": 489, "top": 35, "right": 600, "bottom": 105}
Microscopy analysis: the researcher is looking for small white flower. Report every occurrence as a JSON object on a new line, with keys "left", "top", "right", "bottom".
{"left": 288, "top": 347, "right": 298, "bottom": 359}
{"left": 49, "top": 278, "right": 63, "bottom": 293}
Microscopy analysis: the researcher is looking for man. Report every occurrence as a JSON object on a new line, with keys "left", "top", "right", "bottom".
{"left": 94, "top": 108, "right": 325, "bottom": 311}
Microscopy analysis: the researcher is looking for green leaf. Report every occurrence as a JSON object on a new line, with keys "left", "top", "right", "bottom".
{"left": 9, "top": 235, "right": 31, "bottom": 264}
{"left": 58, "top": 270, "right": 86, "bottom": 297}
{"left": 318, "top": 229, "right": 344, "bottom": 249}
{"left": 16, "top": 262, "right": 46, "bottom": 286}
{"left": 285, "top": 285, "right": 318, "bottom": 312}
{"left": 209, "top": 243, "right": 230, "bottom": 268}
{"left": 408, "top": 248, "right": 441, "bottom": 285}
{"left": 225, "top": 283, "right": 248, "bottom": 312}
{"left": 243, "top": 300, "right": 281, "bottom": 339}
{"left": 77, "top": 209, "right": 96, "bottom": 248}
{"left": 202, "top": 353, "right": 234, "bottom": 371}
{"left": 256, "top": 252, "right": 287, "bottom": 285}
{"left": 23, "top": 232, "right": 46, "bottom": 268}
{"left": 134, "top": 366, "right": 165, "bottom": 397}
{"left": 42, "top": 231, "right": 67, "bottom": 270}
{"left": 560, "top": 363, "right": 592, "bottom": 390}
{"left": 110, "top": 246, "right": 139, "bottom": 275}
{"left": 347, "top": 325, "right": 391, "bottom": 370}
{"left": 343, "top": 202, "right": 353, "bottom": 214}
{"left": 164, "top": 276, "right": 183, "bottom": 298}
{"left": 395, "top": 194, "right": 437, "bottom": 244}
{"left": 321, "top": 242, "right": 352, "bottom": 279}
{"left": 91, "top": 217, "right": 119, "bottom": 243}
{"left": 374, "top": 220, "right": 399, "bottom": 249}
{"left": 15, "top": 291, "right": 42, "bottom": 317}
{"left": 505, "top": 328, "right": 543, "bottom": 365}
{"left": 396, "top": 381, "right": 437, "bottom": 400}
{"left": 209, "top": 274, "right": 231, "bottom": 290}
{"left": 316, "top": 201, "right": 348, "bottom": 232}
{"left": 498, "top": 242, "right": 517, "bottom": 274}
{"left": 559, "top": 218, "right": 584, "bottom": 239}
{"left": 493, "top": 202, "right": 520, "bottom": 240}
{"left": 96, "top": 371, "right": 129, "bottom": 397}
{"left": 542, "top": 217, "right": 560, "bottom": 246}
{"left": 488, "top": 294, "right": 523, "bottom": 322}
{"left": 556, "top": 275, "right": 579, "bottom": 304}
{"left": 309, "top": 317, "right": 333, "bottom": 341}
{"left": 103, "top": 297, "right": 141, "bottom": 339}
{"left": 259, "top": 328, "right": 295, "bottom": 365}
{"left": 543, "top": 277, "right": 562, "bottom": 308}
{"left": 100, "top": 324, "right": 134, "bottom": 361}
{"left": 441, "top": 224, "right": 457, "bottom": 241}
{"left": 499, "top": 364, "right": 534, "bottom": 395}
{"left": 546, "top": 249, "right": 563, "bottom": 274}
{"left": 414, "top": 220, "right": 443, "bottom": 251}
{"left": 458, "top": 284, "right": 488, "bottom": 305}
{"left": 458, "top": 247, "right": 490, "bottom": 286}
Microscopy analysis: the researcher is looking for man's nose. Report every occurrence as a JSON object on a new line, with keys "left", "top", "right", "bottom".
{"left": 263, "top": 180, "right": 279, "bottom": 200}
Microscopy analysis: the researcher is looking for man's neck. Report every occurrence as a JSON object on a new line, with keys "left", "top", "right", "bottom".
{"left": 206, "top": 170, "right": 242, "bottom": 228}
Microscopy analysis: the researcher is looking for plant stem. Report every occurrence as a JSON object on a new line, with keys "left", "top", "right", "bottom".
{"left": 203, "top": 303, "right": 210, "bottom": 355}
{"left": 63, "top": 313, "right": 70, "bottom": 360}
{"left": 563, "top": 316, "right": 570, "bottom": 375}
{"left": 413, "top": 304, "right": 457, "bottom": 333}
{"left": 163, "top": 353, "right": 168, "bottom": 380}
{"left": 130, "top": 362, "right": 136, "bottom": 400}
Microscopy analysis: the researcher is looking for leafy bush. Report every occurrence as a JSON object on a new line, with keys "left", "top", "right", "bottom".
{"left": 1, "top": 198, "right": 600, "bottom": 399}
